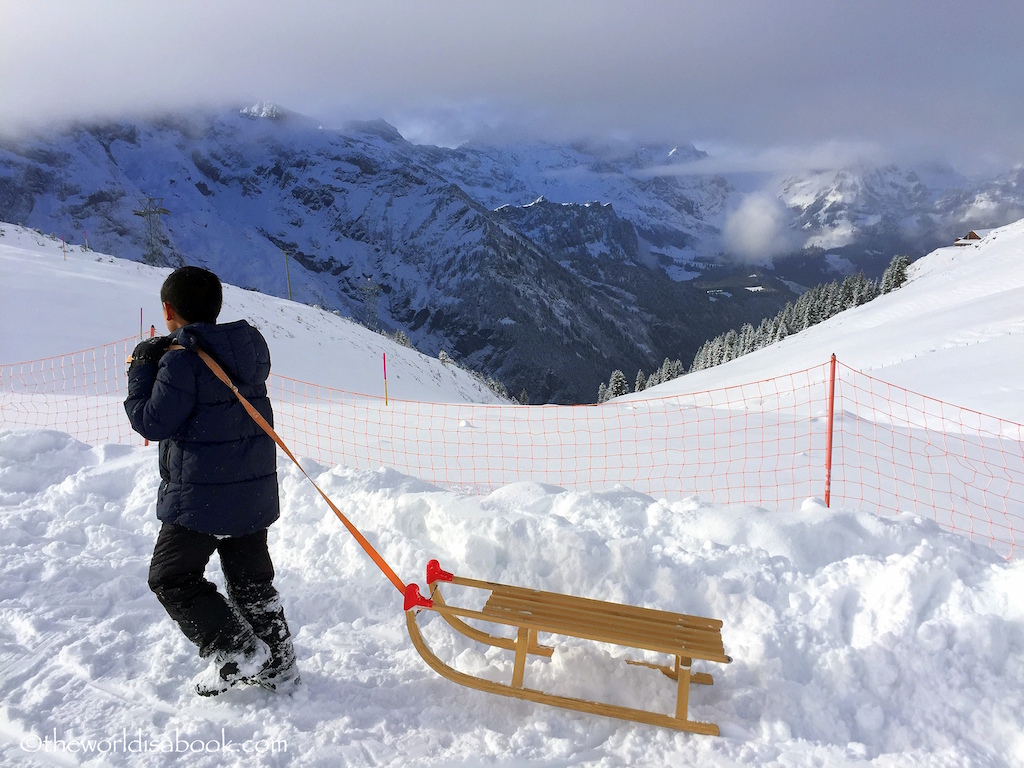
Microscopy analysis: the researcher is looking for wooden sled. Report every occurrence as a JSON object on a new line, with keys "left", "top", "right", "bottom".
{"left": 405, "top": 560, "right": 732, "bottom": 736}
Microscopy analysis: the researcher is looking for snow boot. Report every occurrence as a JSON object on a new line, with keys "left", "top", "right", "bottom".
{"left": 193, "top": 635, "right": 271, "bottom": 697}
{"left": 229, "top": 590, "right": 301, "bottom": 694}
{"left": 248, "top": 641, "right": 301, "bottom": 693}
{"left": 245, "top": 606, "right": 301, "bottom": 693}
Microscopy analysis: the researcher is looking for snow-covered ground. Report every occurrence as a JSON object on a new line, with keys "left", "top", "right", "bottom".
{"left": 0, "top": 225, "right": 503, "bottom": 404}
{"left": 2, "top": 222, "right": 1023, "bottom": 766}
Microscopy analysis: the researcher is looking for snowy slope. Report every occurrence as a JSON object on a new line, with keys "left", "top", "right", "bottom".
{"left": 0, "top": 224, "right": 503, "bottom": 404}
{"left": 634, "top": 219, "right": 1024, "bottom": 424}
{"left": 1, "top": 222, "right": 1023, "bottom": 767}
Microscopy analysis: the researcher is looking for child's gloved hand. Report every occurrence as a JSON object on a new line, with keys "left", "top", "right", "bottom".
{"left": 130, "top": 336, "right": 173, "bottom": 366}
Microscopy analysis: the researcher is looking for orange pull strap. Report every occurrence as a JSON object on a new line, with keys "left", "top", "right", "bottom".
{"left": 185, "top": 345, "right": 412, "bottom": 599}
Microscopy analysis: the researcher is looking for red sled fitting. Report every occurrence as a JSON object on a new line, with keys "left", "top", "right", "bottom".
{"left": 403, "top": 583, "right": 433, "bottom": 611}
{"left": 426, "top": 559, "right": 453, "bottom": 585}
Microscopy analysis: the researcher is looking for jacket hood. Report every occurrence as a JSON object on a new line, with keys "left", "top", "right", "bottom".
{"left": 170, "top": 320, "right": 271, "bottom": 387}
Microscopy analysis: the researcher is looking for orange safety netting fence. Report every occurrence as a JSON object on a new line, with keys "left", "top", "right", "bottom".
{"left": 1, "top": 338, "right": 1021, "bottom": 557}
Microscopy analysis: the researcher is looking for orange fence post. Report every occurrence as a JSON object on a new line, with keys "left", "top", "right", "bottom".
{"left": 824, "top": 353, "right": 837, "bottom": 507}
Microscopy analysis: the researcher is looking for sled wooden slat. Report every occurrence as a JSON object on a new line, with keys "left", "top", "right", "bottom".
{"left": 481, "top": 591, "right": 728, "bottom": 660}
{"left": 481, "top": 593, "right": 729, "bottom": 659}
{"left": 407, "top": 566, "right": 732, "bottom": 736}
{"left": 625, "top": 657, "right": 715, "bottom": 686}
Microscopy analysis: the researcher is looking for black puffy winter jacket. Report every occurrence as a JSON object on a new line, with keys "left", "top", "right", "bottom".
{"left": 124, "top": 320, "right": 279, "bottom": 536}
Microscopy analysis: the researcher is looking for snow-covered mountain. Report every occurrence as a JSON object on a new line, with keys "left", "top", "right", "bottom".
{"left": 2, "top": 104, "right": 1022, "bottom": 401}
{"left": 0, "top": 107, "right": 785, "bottom": 403}
{"left": 430, "top": 137, "right": 726, "bottom": 275}
{"left": 778, "top": 163, "right": 1024, "bottom": 280}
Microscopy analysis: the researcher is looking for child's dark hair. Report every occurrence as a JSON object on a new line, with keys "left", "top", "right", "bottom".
{"left": 160, "top": 266, "right": 223, "bottom": 324}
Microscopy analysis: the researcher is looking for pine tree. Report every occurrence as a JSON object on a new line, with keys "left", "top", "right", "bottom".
{"left": 739, "top": 323, "right": 755, "bottom": 355}
{"left": 849, "top": 271, "right": 874, "bottom": 306}
{"left": 635, "top": 370, "right": 646, "bottom": 393}
{"left": 486, "top": 378, "right": 509, "bottom": 399}
{"left": 796, "top": 293, "right": 814, "bottom": 330}
{"left": 823, "top": 280, "right": 841, "bottom": 316}
{"left": 838, "top": 274, "right": 855, "bottom": 309}
{"left": 700, "top": 339, "right": 715, "bottom": 367}
{"left": 661, "top": 360, "right": 672, "bottom": 381}
{"left": 775, "top": 303, "right": 795, "bottom": 341}
{"left": 881, "top": 254, "right": 911, "bottom": 293}
{"left": 755, "top": 317, "right": 775, "bottom": 350}
{"left": 389, "top": 329, "right": 413, "bottom": 348}
{"left": 608, "top": 369, "right": 629, "bottom": 399}
{"left": 597, "top": 382, "right": 609, "bottom": 403}
{"left": 719, "top": 329, "right": 735, "bottom": 362}
{"left": 689, "top": 340, "right": 713, "bottom": 372}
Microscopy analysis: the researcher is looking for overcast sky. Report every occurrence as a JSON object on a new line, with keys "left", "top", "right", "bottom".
{"left": 2, "top": 1, "right": 1023, "bottom": 175}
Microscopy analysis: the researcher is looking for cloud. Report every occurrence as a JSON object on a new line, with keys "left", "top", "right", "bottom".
{"left": 1, "top": 1, "right": 1023, "bottom": 171}
{"left": 722, "top": 193, "right": 802, "bottom": 262}
{"left": 638, "top": 140, "right": 887, "bottom": 179}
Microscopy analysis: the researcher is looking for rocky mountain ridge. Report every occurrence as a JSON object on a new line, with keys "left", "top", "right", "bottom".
{"left": 1, "top": 105, "right": 1021, "bottom": 401}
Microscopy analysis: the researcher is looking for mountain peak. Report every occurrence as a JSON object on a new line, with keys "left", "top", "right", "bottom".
{"left": 239, "top": 102, "right": 288, "bottom": 120}
{"left": 342, "top": 119, "right": 407, "bottom": 144}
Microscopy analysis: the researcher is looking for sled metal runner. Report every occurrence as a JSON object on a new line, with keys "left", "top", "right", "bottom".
{"left": 406, "top": 561, "right": 732, "bottom": 736}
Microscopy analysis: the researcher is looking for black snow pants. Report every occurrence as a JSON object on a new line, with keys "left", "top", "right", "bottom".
{"left": 148, "top": 522, "right": 294, "bottom": 661}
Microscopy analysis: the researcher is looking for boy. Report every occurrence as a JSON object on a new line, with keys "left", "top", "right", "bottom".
{"left": 125, "top": 265, "right": 299, "bottom": 696}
